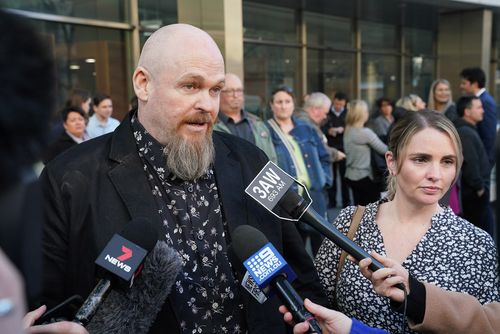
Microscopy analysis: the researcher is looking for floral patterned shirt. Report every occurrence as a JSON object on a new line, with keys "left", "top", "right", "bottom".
{"left": 131, "top": 115, "right": 245, "bottom": 333}
{"left": 315, "top": 199, "right": 500, "bottom": 334}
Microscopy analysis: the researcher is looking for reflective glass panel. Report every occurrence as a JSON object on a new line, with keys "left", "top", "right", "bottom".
{"left": 243, "top": 2, "right": 298, "bottom": 43}
{"left": 4, "top": 0, "right": 126, "bottom": 22}
{"left": 307, "top": 49, "right": 355, "bottom": 101}
{"left": 404, "top": 28, "right": 434, "bottom": 56}
{"left": 139, "top": 0, "right": 178, "bottom": 45}
{"left": 28, "top": 20, "right": 130, "bottom": 120}
{"left": 243, "top": 43, "right": 300, "bottom": 118}
{"left": 361, "top": 21, "right": 398, "bottom": 52}
{"left": 404, "top": 56, "right": 435, "bottom": 105}
{"left": 361, "top": 54, "right": 400, "bottom": 106}
{"left": 305, "top": 12, "right": 352, "bottom": 48}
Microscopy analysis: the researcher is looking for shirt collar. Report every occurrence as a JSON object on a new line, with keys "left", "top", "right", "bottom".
{"left": 476, "top": 88, "right": 486, "bottom": 97}
{"left": 66, "top": 131, "right": 85, "bottom": 144}
{"left": 218, "top": 109, "right": 248, "bottom": 124}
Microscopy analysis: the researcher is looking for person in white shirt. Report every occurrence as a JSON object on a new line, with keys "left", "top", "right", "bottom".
{"left": 86, "top": 92, "right": 120, "bottom": 138}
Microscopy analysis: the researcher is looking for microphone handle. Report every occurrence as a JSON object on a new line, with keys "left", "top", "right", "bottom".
{"left": 300, "top": 209, "right": 405, "bottom": 291}
{"left": 272, "top": 275, "right": 322, "bottom": 334}
{"left": 73, "top": 278, "right": 111, "bottom": 326}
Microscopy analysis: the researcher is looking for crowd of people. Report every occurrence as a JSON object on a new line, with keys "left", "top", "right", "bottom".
{"left": 1, "top": 7, "right": 499, "bottom": 334}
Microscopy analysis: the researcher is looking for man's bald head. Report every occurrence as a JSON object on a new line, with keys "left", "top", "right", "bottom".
{"left": 219, "top": 73, "right": 244, "bottom": 117}
{"left": 137, "top": 24, "right": 224, "bottom": 80}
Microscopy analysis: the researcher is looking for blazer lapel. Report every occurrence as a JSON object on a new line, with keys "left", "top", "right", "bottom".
{"left": 107, "top": 115, "right": 160, "bottom": 226}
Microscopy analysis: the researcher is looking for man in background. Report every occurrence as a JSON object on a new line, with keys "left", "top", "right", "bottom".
{"left": 214, "top": 73, "right": 277, "bottom": 163}
{"left": 322, "top": 92, "right": 350, "bottom": 208}
{"left": 459, "top": 67, "right": 497, "bottom": 169}
{"left": 455, "top": 95, "right": 493, "bottom": 236}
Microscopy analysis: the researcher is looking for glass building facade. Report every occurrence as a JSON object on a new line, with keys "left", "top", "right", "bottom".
{"left": 4, "top": 0, "right": 500, "bottom": 119}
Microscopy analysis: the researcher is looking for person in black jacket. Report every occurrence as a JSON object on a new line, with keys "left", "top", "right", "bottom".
{"left": 455, "top": 95, "right": 493, "bottom": 235}
{"left": 42, "top": 106, "right": 86, "bottom": 164}
{"left": 40, "top": 23, "right": 327, "bottom": 334}
{"left": 322, "top": 92, "right": 350, "bottom": 208}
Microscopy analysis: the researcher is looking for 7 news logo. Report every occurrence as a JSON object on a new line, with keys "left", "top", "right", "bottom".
{"left": 105, "top": 245, "right": 133, "bottom": 273}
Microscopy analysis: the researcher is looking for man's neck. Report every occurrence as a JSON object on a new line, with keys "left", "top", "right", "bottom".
{"left": 95, "top": 113, "right": 108, "bottom": 123}
{"left": 462, "top": 116, "right": 476, "bottom": 126}
{"left": 221, "top": 109, "right": 242, "bottom": 123}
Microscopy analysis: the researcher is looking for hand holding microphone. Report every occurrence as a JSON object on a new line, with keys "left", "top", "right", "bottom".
{"left": 245, "top": 162, "right": 404, "bottom": 290}
{"left": 231, "top": 225, "right": 322, "bottom": 333}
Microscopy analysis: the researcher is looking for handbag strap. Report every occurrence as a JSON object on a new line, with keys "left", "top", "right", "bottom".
{"left": 335, "top": 205, "right": 365, "bottom": 288}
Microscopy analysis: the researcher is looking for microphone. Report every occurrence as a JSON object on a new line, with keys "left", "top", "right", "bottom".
{"left": 232, "top": 225, "right": 322, "bottom": 334}
{"left": 245, "top": 162, "right": 405, "bottom": 291}
{"left": 86, "top": 240, "right": 182, "bottom": 334}
{"left": 73, "top": 218, "right": 158, "bottom": 326}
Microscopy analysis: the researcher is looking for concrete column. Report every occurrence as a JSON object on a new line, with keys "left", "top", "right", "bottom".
{"left": 177, "top": 0, "right": 244, "bottom": 80}
{"left": 437, "top": 9, "right": 493, "bottom": 96}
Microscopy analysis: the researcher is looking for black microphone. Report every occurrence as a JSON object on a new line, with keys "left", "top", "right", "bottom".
{"left": 279, "top": 191, "right": 386, "bottom": 272}
{"left": 73, "top": 218, "right": 158, "bottom": 326}
{"left": 86, "top": 240, "right": 182, "bottom": 334}
{"left": 245, "top": 161, "right": 404, "bottom": 290}
{"left": 232, "top": 225, "right": 322, "bottom": 334}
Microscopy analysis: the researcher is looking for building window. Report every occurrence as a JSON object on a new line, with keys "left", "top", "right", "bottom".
{"left": 243, "top": 2, "right": 298, "bottom": 43}
{"left": 139, "top": 0, "right": 178, "bottom": 46}
{"left": 4, "top": 0, "right": 127, "bottom": 22}
{"left": 307, "top": 49, "right": 355, "bottom": 101}
{"left": 305, "top": 12, "right": 353, "bottom": 49}
{"left": 28, "top": 19, "right": 129, "bottom": 120}
{"left": 361, "top": 54, "right": 400, "bottom": 106}
{"left": 243, "top": 44, "right": 300, "bottom": 118}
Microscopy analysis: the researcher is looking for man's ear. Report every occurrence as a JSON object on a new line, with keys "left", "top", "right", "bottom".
{"left": 133, "top": 66, "right": 150, "bottom": 102}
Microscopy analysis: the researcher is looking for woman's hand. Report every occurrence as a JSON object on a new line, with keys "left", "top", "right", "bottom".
{"left": 279, "top": 298, "right": 352, "bottom": 334}
{"left": 358, "top": 251, "right": 409, "bottom": 303}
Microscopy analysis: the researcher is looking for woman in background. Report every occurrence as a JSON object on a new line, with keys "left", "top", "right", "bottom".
{"left": 266, "top": 86, "right": 332, "bottom": 255}
{"left": 428, "top": 79, "right": 458, "bottom": 122}
{"left": 343, "top": 100, "right": 387, "bottom": 205}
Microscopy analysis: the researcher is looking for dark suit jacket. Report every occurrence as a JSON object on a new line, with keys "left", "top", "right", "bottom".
{"left": 40, "top": 113, "right": 327, "bottom": 333}
{"left": 42, "top": 131, "right": 78, "bottom": 164}
{"left": 477, "top": 90, "right": 497, "bottom": 168}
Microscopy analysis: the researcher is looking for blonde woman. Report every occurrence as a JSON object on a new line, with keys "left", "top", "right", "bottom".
{"left": 343, "top": 100, "right": 387, "bottom": 205}
{"left": 315, "top": 110, "right": 499, "bottom": 333}
{"left": 427, "top": 79, "right": 458, "bottom": 121}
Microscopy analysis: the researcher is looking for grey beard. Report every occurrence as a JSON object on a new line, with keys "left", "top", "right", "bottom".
{"left": 163, "top": 133, "right": 215, "bottom": 181}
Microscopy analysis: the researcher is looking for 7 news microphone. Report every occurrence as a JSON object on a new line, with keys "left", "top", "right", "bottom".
{"left": 73, "top": 217, "right": 182, "bottom": 333}
{"left": 245, "top": 161, "right": 404, "bottom": 290}
{"left": 73, "top": 217, "right": 158, "bottom": 326}
{"left": 232, "top": 225, "right": 322, "bottom": 334}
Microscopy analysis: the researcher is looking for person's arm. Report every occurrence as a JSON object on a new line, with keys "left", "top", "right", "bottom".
{"left": 362, "top": 128, "right": 387, "bottom": 155}
{"left": 279, "top": 299, "right": 389, "bottom": 334}
{"left": 410, "top": 283, "right": 499, "bottom": 334}
{"left": 359, "top": 252, "right": 500, "bottom": 334}
{"left": 311, "top": 127, "right": 333, "bottom": 187}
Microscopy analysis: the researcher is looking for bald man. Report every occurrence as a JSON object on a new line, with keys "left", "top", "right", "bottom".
{"left": 214, "top": 73, "right": 277, "bottom": 163}
{"left": 40, "top": 24, "right": 327, "bottom": 333}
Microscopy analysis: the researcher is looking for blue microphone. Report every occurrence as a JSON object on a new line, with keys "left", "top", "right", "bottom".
{"left": 232, "top": 225, "right": 322, "bottom": 333}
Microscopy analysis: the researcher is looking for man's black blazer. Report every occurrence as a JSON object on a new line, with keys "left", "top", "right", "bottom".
{"left": 40, "top": 113, "right": 327, "bottom": 333}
